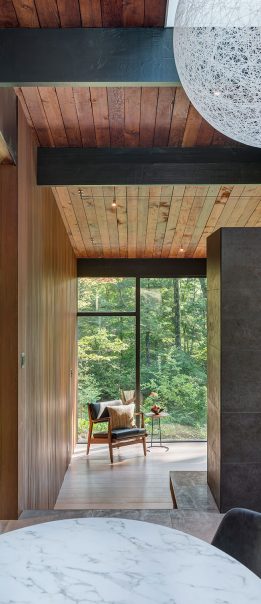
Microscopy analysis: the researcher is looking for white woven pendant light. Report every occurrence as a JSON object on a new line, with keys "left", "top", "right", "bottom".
{"left": 174, "top": 1, "right": 261, "bottom": 147}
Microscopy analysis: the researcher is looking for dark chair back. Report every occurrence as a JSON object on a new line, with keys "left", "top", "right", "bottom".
{"left": 212, "top": 508, "right": 261, "bottom": 578}
{"left": 88, "top": 400, "right": 122, "bottom": 421}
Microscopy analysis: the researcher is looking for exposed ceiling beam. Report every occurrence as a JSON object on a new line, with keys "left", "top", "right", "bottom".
{"left": 77, "top": 258, "right": 207, "bottom": 278}
{"left": 37, "top": 147, "right": 261, "bottom": 186}
{"left": 0, "top": 28, "right": 179, "bottom": 87}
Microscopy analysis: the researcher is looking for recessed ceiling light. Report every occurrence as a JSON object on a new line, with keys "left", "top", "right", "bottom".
{"left": 111, "top": 187, "right": 117, "bottom": 209}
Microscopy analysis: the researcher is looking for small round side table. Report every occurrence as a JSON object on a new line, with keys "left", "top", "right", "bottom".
{"left": 145, "top": 411, "right": 169, "bottom": 451}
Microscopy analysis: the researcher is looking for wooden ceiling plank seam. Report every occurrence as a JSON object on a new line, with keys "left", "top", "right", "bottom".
{"left": 229, "top": 185, "right": 246, "bottom": 197}
{"left": 101, "top": 0, "right": 123, "bottom": 27}
{"left": 184, "top": 185, "right": 198, "bottom": 197}
{"left": 225, "top": 195, "right": 254, "bottom": 227}
{"left": 56, "top": 0, "right": 81, "bottom": 26}
{"left": 136, "top": 186, "right": 149, "bottom": 258}
{"left": 102, "top": 186, "right": 120, "bottom": 256}
{"left": 161, "top": 194, "right": 183, "bottom": 257}
{"left": 0, "top": 0, "right": 18, "bottom": 26}
{"left": 182, "top": 104, "right": 203, "bottom": 147}
{"left": 195, "top": 117, "right": 215, "bottom": 147}
{"left": 139, "top": 87, "right": 159, "bottom": 147}
{"left": 34, "top": 0, "right": 60, "bottom": 27}
{"left": 123, "top": 0, "right": 145, "bottom": 26}
{"left": 153, "top": 87, "right": 176, "bottom": 147}
{"left": 55, "top": 87, "right": 82, "bottom": 146}
{"left": 168, "top": 88, "right": 190, "bottom": 147}
{"left": 144, "top": 0, "right": 166, "bottom": 26}
{"left": 65, "top": 187, "right": 91, "bottom": 257}
{"left": 194, "top": 185, "right": 210, "bottom": 197}
{"left": 52, "top": 187, "right": 79, "bottom": 255}
{"left": 185, "top": 195, "right": 217, "bottom": 257}
{"left": 242, "top": 184, "right": 261, "bottom": 197}
{"left": 12, "top": 0, "right": 39, "bottom": 26}
{"left": 236, "top": 196, "right": 261, "bottom": 227}
{"left": 144, "top": 186, "right": 161, "bottom": 257}
{"left": 15, "top": 88, "right": 38, "bottom": 135}
{"left": 212, "top": 128, "right": 241, "bottom": 147}
{"left": 169, "top": 195, "right": 194, "bottom": 257}
{"left": 38, "top": 87, "right": 68, "bottom": 146}
{"left": 245, "top": 202, "right": 261, "bottom": 227}
{"left": 107, "top": 87, "right": 125, "bottom": 147}
{"left": 69, "top": 187, "right": 96, "bottom": 256}
{"left": 19, "top": 87, "right": 54, "bottom": 146}
{"left": 79, "top": 187, "right": 103, "bottom": 256}
{"left": 79, "top": 0, "right": 102, "bottom": 26}
{"left": 180, "top": 193, "right": 207, "bottom": 253}
{"left": 91, "top": 187, "right": 112, "bottom": 257}
{"left": 54, "top": 187, "right": 85, "bottom": 256}
{"left": 124, "top": 87, "right": 141, "bottom": 147}
{"left": 115, "top": 186, "right": 128, "bottom": 258}
{"left": 73, "top": 87, "right": 96, "bottom": 147}
{"left": 153, "top": 186, "right": 173, "bottom": 258}
{"left": 215, "top": 196, "right": 242, "bottom": 229}
{"left": 127, "top": 186, "right": 139, "bottom": 258}
{"left": 195, "top": 201, "right": 226, "bottom": 257}
{"left": 90, "top": 87, "right": 110, "bottom": 147}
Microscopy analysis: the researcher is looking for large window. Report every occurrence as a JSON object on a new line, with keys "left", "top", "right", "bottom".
{"left": 77, "top": 276, "right": 207, "bottom": 442}
{"left": 140, "top": 278, "right": 207, "bottom": 440}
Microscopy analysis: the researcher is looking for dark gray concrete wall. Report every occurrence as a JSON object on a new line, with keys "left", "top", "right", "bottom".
{"left": 207, "top": 230, "right": 221, "bottom": 509}
{"left": 207, "top": 228, "right": 261, "bottom": 512}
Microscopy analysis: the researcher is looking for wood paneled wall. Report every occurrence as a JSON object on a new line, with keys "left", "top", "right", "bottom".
{"left": 18, "top": 105, "right": 77, "bottom": 511}
{"left": 0, "top": 165, "right": 18, "bottom": 519}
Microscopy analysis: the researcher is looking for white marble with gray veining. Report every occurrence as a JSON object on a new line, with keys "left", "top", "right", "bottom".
{"left": 0, "top": 518, "right": 260, "bottom": 603}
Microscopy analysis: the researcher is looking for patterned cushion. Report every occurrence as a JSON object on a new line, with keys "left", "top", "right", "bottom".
{"left": 89, "top": 400, "right": 122, "bottom": 420}
{"left": 108, "top": 403, "right": 136, "bottom": 429}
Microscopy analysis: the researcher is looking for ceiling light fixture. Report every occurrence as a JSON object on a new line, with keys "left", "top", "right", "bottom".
{"left": 174, "top": 1, "right": 261, "bottom": 147}
{"left": 111, "top": 188, "right": 117, "bottom": 210}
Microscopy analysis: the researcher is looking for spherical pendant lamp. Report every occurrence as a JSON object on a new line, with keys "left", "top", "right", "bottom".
{"left": 174, "top": 1, "right": 261, "bottom": 147}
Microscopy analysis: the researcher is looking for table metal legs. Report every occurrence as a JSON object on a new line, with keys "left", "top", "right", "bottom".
{"left": 147, "top": 416, "right": 169, "bottom": 451}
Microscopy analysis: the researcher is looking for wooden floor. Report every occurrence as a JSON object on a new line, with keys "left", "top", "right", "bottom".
{"left": 55, "top": 442, "right": 207, "bottom": 510}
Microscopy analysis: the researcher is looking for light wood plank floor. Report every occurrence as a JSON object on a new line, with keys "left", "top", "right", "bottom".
{"left": 55, "top": 442, "right": 207, "bottom": 510}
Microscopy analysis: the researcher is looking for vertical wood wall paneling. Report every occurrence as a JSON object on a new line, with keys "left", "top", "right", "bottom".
{"left": 0, "top": 165, "right": 18, "bottom": 519}
{"left": 18, "top": 104, "right": 77, "bottom": 510}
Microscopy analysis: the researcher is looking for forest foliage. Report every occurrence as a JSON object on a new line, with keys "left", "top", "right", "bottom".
{"left": 78, "top": 277, "right": 207, "bottom": 440}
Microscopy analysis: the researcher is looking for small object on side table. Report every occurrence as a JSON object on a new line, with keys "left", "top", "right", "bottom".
{"left": 151, "top": 404, "right": 164, "bottom": 415}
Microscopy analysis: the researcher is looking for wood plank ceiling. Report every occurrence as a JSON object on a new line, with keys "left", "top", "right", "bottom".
{"left": 53, "top": 185, "right": 261, "bottom": 259}
{"left": 8, "top": 2, "right": 256, "bottom": 261}
{"left": 16, "top": 86, "right": 238, "bottom": 148}
{"left": 0, "top": 0, "right": 166, "bottom": 27}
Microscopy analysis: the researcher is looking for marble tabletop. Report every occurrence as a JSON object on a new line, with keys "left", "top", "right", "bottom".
{"left": 0, "top": 517, "right": 260, "bottom": 604}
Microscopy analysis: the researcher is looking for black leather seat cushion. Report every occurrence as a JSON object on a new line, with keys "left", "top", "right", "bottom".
{"left": 93, "top": 428, "right": 146, "bottom": 440}
{"left": 112, "top": 428, "right": 146, "bottom": 440}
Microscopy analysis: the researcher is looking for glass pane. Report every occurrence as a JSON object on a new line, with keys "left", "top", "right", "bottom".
{"left": 78, "top": 277, "right": 136, "bottom": 312}
{"left": 140, "top": 278, "right": 207, "bottom": 441}
{"left": 78, "top": 315, "right": 136, "bottom": 441}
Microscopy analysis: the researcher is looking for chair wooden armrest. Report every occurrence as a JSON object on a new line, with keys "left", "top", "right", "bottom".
{"left": 92, "top": 417, "right": 110, "bottom": 424}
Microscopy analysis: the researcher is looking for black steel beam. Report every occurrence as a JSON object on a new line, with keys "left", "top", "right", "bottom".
{"left": 38, "top": 147, "right": 261, "bottom": 186}
{"left": 77, "top": 259, "right": 207, "bottom": 278}
{"left": 0, "top": 28, "right": 178, "bottom": 87}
